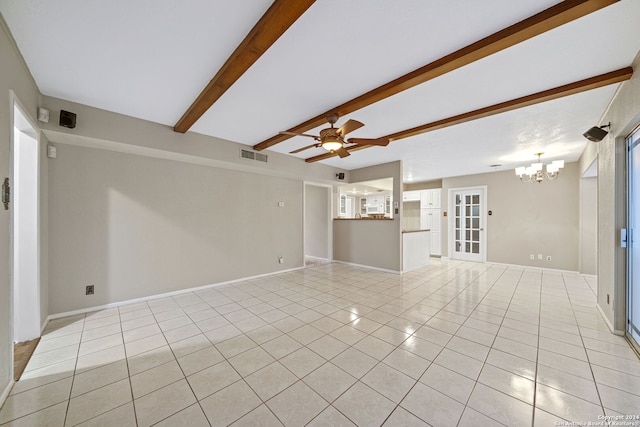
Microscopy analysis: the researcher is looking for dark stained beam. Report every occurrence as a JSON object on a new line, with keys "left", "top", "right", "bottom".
{"left": 174, "top": 0, "right": 316, "bottom": 133}
{"left": 254, "top": 0, "right": 619, "bottom": 151}
{"left": 304, "top": 67, "right": 633, "bottom": 163}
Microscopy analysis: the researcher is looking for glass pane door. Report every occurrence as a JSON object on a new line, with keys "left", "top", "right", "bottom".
{"left": 451, "top": 188, "right": 485, "bottom": 262}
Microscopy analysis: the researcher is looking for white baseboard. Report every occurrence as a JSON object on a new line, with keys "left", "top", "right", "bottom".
{"left": 333, "top": 260, "right": 401, "bottom": 275}
{"left": 485, "top": 261, "right": 579, "bottom": 274}
{"left": 0, "top": 380, "right": 14, "bottom": 408}
{"left": 304, "top": 256, "right": 331, "bottom": 263}
{"left": 40, "top": 317, "right": 50, "bottom": 335}
{"left": 49, "top": 266, "right": 305, "bottom": 320}
{"left": 596, "top": 303, "right": 625, "bottom": 336}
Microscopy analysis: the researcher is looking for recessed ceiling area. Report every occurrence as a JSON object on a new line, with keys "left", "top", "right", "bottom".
{"left": 1, "top": 0, "right": 639, "bottom": 183}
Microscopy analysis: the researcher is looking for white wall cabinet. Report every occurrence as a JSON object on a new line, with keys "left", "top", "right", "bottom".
{"left": 420, "top": 189, "right": 441, "bottom": 208}
{"left": 420, "top": 209, "right": 441, "bottom": 231}
{"left": 420, "top": 188, "right": 442, "bottom": 255}
{"left": 420, "top": 209, "right": 441, "bottom": 255}
{"left": 403, "top": 190, "right": 421, "bottom": 202}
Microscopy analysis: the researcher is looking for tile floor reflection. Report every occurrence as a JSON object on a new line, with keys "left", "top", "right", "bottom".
{"left": 1, "top": 260, "right": 639, "bottom": 426}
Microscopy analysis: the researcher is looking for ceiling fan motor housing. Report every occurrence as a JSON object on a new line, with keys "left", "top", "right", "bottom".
{"left": 320, "top": 127, "right": 342, "bottom": 143}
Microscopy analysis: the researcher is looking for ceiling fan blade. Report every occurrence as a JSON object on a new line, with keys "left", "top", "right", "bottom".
{"left": 337, "top": 119, "right": 364, "bottom": 137}
{"left": 289, "top": 143, "right": 319, "bottom": 154}
{"left": 279, "top": 131, "right": 318, "bottom": 139}
{"left": 347, "top": 137, "right": 390, "bottom": 147}
{"left": 336, "top": 147, "right": 351, "bottom": 158}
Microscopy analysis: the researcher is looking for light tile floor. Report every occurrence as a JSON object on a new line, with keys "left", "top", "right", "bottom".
{"left": 2, "top": 260, "right": 640, "bottom": 426}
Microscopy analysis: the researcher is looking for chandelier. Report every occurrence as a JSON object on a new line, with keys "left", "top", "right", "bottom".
{"left": 515, "top": 152, "right": 564, "bottom": 183}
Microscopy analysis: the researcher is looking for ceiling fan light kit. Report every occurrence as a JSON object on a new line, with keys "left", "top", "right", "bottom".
{"left": 583, "top": 122, "right": 611, "bottom": 142}
{"left": 515, "top": 153, "right": 564, "bottom": 183}
{"left": 284, "top": 114, "right": 388, "bottom": 159}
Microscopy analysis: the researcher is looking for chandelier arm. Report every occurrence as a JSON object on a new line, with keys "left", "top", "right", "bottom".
{"left": 544, "top": 171, "right": 559, "bottom": 181}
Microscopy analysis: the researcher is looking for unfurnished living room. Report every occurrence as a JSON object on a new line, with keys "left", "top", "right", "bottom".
{"left": 1, "top": 1, "right": 640, "bottom": 426}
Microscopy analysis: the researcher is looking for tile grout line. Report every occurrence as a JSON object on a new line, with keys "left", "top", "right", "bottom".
{"left": 564, "top": 271, "right": 608, "bottom": 417}
{"left": 530, "top": 268, "right": 544, "bottom": 426}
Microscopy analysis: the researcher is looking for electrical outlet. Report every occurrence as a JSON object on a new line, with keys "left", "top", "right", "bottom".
{"left": 278, "top": 256, "right": 284, "bottom": 264}
{"left": 529, "top": 254, "right": 534, "bottom": 260}
{"left": 546, "top": 256, "right": 551, "bottom": 261}
{"left": 85, "top": 285, "right": 94, "bottom": 295}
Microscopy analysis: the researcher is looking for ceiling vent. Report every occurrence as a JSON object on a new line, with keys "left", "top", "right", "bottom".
{"left": 240, "top": 149, "right": 268, "bottom": 163}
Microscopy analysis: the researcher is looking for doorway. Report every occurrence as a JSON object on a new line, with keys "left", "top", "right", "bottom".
{"left": 11, "top": 97, "right": 41, "bottom": 346}
{"left": 304, "top": 183, "right": 332, "bottom": 266}
{"left": 449, "top": 186, "right": 487, "bottom": 262}
{"left": 627, "top": 127, "right": 640, "bottom": 348}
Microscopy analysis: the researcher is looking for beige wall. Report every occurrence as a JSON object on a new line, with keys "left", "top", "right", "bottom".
{"left": 441, "top": 163, "right": 580, "bottom": 271}
{"left": 333, "top": 161, "right": 403, "bottom": 271}
{"left": 595, "top": 51, "right": 640, "bottom": 332}
{"left": 0, "top": 16, "right": 43, "bottom": 398}
{"left": 404, "top": 180, "right": 442, "bottom": 191}
{"left": 580, "top": 176, "right": 597, "bottom": 275}
{"left": 402, "top": 201, "right": 420, "bottom": 230}
{"left": 33, "top": 86, "right": 346, "bottom": 315}
{"left": 38, "top": 96, "right": 347, "bottom": 186}
{"left": 48, "top": 144, "right": 304, "bottom": 314}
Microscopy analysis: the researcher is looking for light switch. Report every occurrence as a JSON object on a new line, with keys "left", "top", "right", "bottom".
{"left": 47, "top": 145, "right": 57, "bottom": 158}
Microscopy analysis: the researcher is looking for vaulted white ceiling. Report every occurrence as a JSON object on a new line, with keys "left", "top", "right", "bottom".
{"left": 2, "top": 0, "right": 639, "bottom": 182}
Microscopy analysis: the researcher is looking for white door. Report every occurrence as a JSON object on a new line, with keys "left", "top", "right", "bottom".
{"left": 449, "top": 187, "right": 486, "bottom": 262}
{"left": 628, "top": 128, "right": 640, "bottom": 346}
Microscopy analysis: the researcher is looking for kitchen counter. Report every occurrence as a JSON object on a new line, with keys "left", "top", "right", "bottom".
{"left": 403, "top": 229, "right": 431, "bottom": 272}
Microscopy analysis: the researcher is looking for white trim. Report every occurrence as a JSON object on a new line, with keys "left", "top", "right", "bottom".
{"left": 332, "top": 260, "right": 401, "bottom": 275}
{"left": 304, "top": 256, "right": 331, "bottom": 264}
{"left": 303, "top": 181, "right": 334, "bottom": 262}
{"left": 485, "top": 261, "right": 578, "bottom": 274}
{"left": 40, "top": 316, "right": 50, "bottom": 335}
{"left": 596, "top": 302, "right": 624, "bottom": 336}
{"left": 0, "top": 381, "right": 14, "bottom": 408}
{"left": 48, "top": 266, "right": 305, "bottom": 320}
{"left": 447, "top": 185, "right": 488, "bottom": 263}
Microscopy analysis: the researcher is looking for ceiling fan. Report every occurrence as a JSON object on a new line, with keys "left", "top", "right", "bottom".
{"left": 282, "top": 114, "right": 389, "bottom": 158}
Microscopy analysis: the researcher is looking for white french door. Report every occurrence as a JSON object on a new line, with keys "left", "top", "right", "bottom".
{"left": 627, "top": 127, "right": 640, "bottom": 347}
{"left": 449, "top": 187, "right": 486, "bottom": 262}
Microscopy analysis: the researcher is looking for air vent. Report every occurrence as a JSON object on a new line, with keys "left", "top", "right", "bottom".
{"left": 241, "top": 149, "right": 255, "bottom": 160}
{"left": 240, "top": 149, "right": 268, "bottom": 163}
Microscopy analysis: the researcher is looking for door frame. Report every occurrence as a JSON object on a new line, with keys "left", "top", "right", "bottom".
{"left": 447, "top": 185, "right": 487, "bottom": 263}
{"left": 626, "top": 124, "right": 640, "bottom": 351}
{"left": 303, "top": 181, "right": 333, "bottom": 263}
{"left": 9, "top": 90, "right": 42, "bottom": 346}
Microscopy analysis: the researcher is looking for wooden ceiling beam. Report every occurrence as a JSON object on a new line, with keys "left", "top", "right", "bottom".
{"left": 173, "top": 0, "right": 315, "bottom": 134}
{"left": 254, "top": 0, "right": 619, "bottom": 151}
{"left": 304, "top": 67, "right": 633, "bottom": 163}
